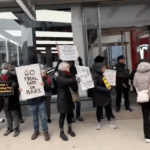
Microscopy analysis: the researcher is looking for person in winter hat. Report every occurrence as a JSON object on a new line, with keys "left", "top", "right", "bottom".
{"left": 92, "top": 62, "right": 117, "bottom": 130}
{"left": 133, "top": 59, "right": 150, "bottom": 143}
{"left": 0, "top": 63, "right": 20, "bottom": 137}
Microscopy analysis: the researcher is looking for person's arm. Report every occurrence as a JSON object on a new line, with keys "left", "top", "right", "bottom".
{"left": 55, "top": 59, "right": 62, "bottom": 72}
{"left": 78, "top": 57, "right": 83, "bottom": 66}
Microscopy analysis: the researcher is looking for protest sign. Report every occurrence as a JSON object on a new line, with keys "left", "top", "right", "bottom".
{"left": 0, "top": 81, "right": 14, "bottom": 96}
{"left": 58, "top": 45, "right": 79, "bottom": 61}
{"left": 103, "top": 69, "right": 116, "bottom": 86}
{"left": 16, "top": 64, "right": 45, "bottom": 100}
{"left": 76, "top": 66, "right": 94, "bottom": 91}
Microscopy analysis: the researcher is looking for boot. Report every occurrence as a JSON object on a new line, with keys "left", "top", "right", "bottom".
{"left": 13, "top": 129, "right": 20, "bottom": 137}
{"left": 44, "top": 132, "right": 50, "bottom": 141}
{"left": 76, "top": 116, "right": 84, "bottom": 121}
{"left": 19, "top": 118, "right": 24, "bottom": 124}
{"left": 68, "top": 127, "right": 76, "bottom": 137}
{"left": 47, "top": 118, "right": 51, "bottom": 123}
{"left": 31, "top": 131, "right": 40, "bottom": 140}
{"left": 4, "top": 128, "right": 13, "bottom": 136}
{"left": 60, "top": 131, "right": 68, "bottom": 141}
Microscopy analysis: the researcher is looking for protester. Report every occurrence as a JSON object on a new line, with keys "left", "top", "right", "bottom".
{"left": 92, "top": 62, "right": 117, "bottom": 130}
{"left": 7, "top": 61, "right": 24, "bottom": 123}
{"left": 41, "top": 69, "right": 52, "bottom": 123}
{"left": 113, "top": 55, "right": 132, "bottom": 112}
{"left": 0, "top": 63, "right": 20, "bottom": 137}
{"left": 19, "top": 80, "right": 50, "bottom": 141}
{"left": 133, "top": 59, "right": 150, "bottom": 143}
{"left": 56, "top": 62, "right": 78, "bottom": 141}
{"left": 94, "top": 55, "right": 115, "bottom": 119}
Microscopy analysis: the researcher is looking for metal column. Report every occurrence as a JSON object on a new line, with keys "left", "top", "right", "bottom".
{"left": 46, "top": 47, "right": 53, "bottom": 68}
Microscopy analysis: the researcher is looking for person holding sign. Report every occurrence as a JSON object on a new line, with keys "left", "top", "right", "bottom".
{"left": 56, "top": 62, "right": 78, "bottom": 141}
{"left": 92, "top": 62, "right": 117, "bottom": 130}
{"left": 0, "top": 63, "right": 20, "bottom": 137}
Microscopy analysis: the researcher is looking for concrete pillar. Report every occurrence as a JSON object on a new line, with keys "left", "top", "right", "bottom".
{"left": 46, "top": 47, "right": 52, "bottom": 68}
{"left": 5, "top": 39, "right": 11, "bottom": 62}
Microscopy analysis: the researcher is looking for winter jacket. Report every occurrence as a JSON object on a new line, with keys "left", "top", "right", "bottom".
{"left": 133, "top": 62, "right": 150, "bottom": 98}
{"left": 91, "top": 63, "right": 111, "bottom": 107}
{"left": 56, "top": 70, "right": 78, "bottom": 113}
{"left": 0, "top": 73, "right": 20, "bottom": 112}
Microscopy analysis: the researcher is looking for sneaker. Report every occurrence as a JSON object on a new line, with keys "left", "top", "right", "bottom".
{"left": 44, "top": 132, "right": 50, "bottom": 141}
{"left": 116, "top": 108, "right": 120, "bottom": 113}
{"left": 13, "top": 129, "right": 20, "bottom": 137}
{"left": 31, "top": 131, "right": 40, "bottom": 140}
{"left": 19, "top": 118, "right": 24, "bottom": 124}
{"left": 60, "top": 131, "right": 68, "bottom": 141}
{"left": 68, "top": 128, "right": 76, "bottom": 137}
{"left": 97, "top": 122, "right": 102, "bottom": 130}
{"left": 76, "top": 116, "right": 84, "bottom": 121}
{"left": 47, "top": 118, "right": 51, "bottom": 123}
{"left": 126, "top": 107, "right": 133, "bottom": 112}
{"left": 145, "top": 139, "right": 150, "bottom": 143}
{"left": 4, "top": 128, "right": 14, "bottom": 136}
{"left": 107, "top": 121, "right": 117, "bottom": 129}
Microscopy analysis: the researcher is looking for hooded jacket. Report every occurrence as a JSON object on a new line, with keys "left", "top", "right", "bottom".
{"left": 91, "top": 63, "right": 111, "bottom": 107}
{"left": 133, "top": 62, "right": 150, "bottom": 98}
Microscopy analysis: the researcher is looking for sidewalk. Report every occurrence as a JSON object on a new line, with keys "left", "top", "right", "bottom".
{"left": 0, "top": 105, "right": 150, "bottom": 150}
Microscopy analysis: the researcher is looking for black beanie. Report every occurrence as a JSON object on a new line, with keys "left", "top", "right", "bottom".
{"left": 94, "top": 55, "right": 104, "bottom": 63}
{"left": 117, "top": 55, "right": 125, "bottom": 61}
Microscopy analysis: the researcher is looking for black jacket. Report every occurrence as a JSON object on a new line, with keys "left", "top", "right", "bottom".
{"left": 56, "top": 71, "right": 78, "bottom": 113}
{"left": 92, "top": 63, "right": 111, "bottom": 107}
{"left": 0, "top": 73, "right": 20, "bottom": 112}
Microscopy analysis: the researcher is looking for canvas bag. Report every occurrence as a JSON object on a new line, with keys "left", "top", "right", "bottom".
{"left": 69, "top": 88, "right": 79, "bottom": 103}
{"left": 137, "top": 90, "right": 149, "bottom": 103}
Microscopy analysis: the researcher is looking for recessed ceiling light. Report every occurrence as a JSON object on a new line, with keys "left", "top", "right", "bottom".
{"left": 0, "top": 34, "right": 6, "bottom": 39}
{"left": 37, "top": 47, "right": 46, "bottom": 50}
{"left": 10, "top": 40, "right": 19, "bottom": 45}
{"left": 0, "top": 12, "right": 18, "bottom": 20}
{"left": 36, "top": 41, "right": 73, "bottom": 45}
{"left": 41, "top": 51, "right": 58, "bottom": 54}
{"left": 5, "top": 30, "right": 21, "bottom": 36}
{"left": 36, "top": 31, "right": 73, "bottom": 38}
{"left": 36, "top": 10, "right": 71, "bottom": 23}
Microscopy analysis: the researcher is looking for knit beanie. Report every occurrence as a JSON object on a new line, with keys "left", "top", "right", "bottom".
{"left": 94, "top": 55, "right": 104, "bottom": 63}
{"left": 1, "top": 63, "right": 8, "bottom": 69}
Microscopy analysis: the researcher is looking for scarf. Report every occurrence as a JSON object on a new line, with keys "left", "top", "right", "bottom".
{"left": 1, "top": 74, "right": 8, "bottom": 81}
{"left": 44, "top": 76, "right": 50, "bottom": 86}
{"left": 63, "top": 71, "right": 71, "bottom": 76}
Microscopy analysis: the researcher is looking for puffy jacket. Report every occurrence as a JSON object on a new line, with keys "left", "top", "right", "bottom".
{"left": 133, "top": 62, "right": 150, "bottom": 98}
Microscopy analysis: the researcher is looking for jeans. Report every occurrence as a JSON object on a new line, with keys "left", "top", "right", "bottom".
{"left": 45, "top": 96, "right": 51, "bottom": 119}
{"left": 28, "top": 101, "right": 48, "bottom": 132}
{"left": 141, "top": 101, "right": 150, "bottom": 139}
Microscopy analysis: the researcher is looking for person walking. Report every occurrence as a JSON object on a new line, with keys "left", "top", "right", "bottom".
{"left": 56, "top": 62, "right": 78, "bottom": 141}
{"left": 92, "top": 62, "right": 117, "bottom": 130}
{"left": 113, "top": 55, "right": 132, "bottom": 112}
{"left": 0, "top": 63, "right": 20, "bottom": 137}
{"left": 133, "top": 60, "right": 150, "bottom": 143}
{"left": 41, "top": 69, "right": 52, "bottom": 123}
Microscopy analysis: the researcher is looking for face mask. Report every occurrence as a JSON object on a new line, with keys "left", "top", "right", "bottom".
{"left": 2, "top": 69, "right": 8, "bottom": 75}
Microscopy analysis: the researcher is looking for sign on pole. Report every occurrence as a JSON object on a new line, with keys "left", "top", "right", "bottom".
{"left": 76, "top": 66, "right": 94, "bottom": 90}
{"left": 16, "top": 64, "right": 45, "bottom": 100}
{"left": 58, "top": 45, "right": 79, "bottom": 61}
{"left": 103, "top": 69, "right": 116, "bottom": 86}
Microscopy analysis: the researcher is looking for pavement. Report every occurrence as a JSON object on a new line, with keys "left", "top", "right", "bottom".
{"left": 0, "top": 105, "right": 150, "bottom": 150}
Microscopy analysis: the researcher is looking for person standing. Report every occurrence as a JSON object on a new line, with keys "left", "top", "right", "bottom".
{"left": 7, "top": 61, "right": 24, "bottom": 123}
{"left": 56, "top": 62, "right": 78, "bottom": 141}
{"left": 92, "top": 62, "right": 117, "bottom": 130}
{"left": 113, "top": 55, "right": 132, "bottom": 112}
{"left": 0, "top": 63, "right": 20, "bottom": 137}
{"left": 133, "top": 60, "right": 150, "bottom": 143}
{"left": 41, "top": 69, "right": 52, "bottom": 123}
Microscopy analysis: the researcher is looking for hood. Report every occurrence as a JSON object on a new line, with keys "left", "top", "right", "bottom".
{"left": 92, "top": 63, "right": 104, "bottom": 73}
{"left": 137, "top": 62, "right": 150, "bottom": 73}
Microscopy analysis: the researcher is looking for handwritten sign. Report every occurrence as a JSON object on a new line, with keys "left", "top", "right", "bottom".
{"left": 76, "top": 66, "right": 94, "bottom": 90}
{"left": 16, "top": 64, "right": 45, "bottom": 100}
{"left": 0, "top": 81, "right": 14, "bottom": 96}
{"left": 104, "top": 69, "right": 116, "bottom": 86}
{"left": 58, "top": 45, "right": 78, "bottom": 61}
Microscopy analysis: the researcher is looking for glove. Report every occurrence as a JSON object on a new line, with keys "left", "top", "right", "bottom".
{"left": 12, "top": 82, "right": 17, "bottom": 87}
{"left": 78, "top": 57, "right": 82, "bottom": 62}
{"left": 76, "top": 77, "right": 81, "bottom": 83}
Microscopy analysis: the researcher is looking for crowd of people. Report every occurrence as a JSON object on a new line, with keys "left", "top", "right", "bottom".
{"left": 0, "top": 54, "right": 150, "bottom": 143}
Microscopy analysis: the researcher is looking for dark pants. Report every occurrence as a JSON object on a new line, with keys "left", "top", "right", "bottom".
{"left": 59, "top": 112, "right": 73, "bottom": 129}
{"left": 18, "top": 104, "right": 23, "bottom": 120}
{"left": 45, "top": 97, "right": 51, "bottom": 119}
{"left": 96, "top": 105, "right": 111, "bottom": 122}
{"left": 100, "top": 105, "right": 114, "bottom": 117}
{"left": 72, "top": 101, "right": 81, "bottom": 118}
{"left": 141, "top": 101, "right": 150, "bottom": 139}
{"left": 116, "top": 85, "right": 130, "bottom": 109}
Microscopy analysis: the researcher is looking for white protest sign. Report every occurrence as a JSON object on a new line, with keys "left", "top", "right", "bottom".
{"left": 104, "top": 69, "right": 116, "bottom": 86}
{"left": 16, "top": 64, "right": 45, "bottom": 100}
{"left": 76, "top": 66, "right": 94, "bottom": 91}
{"left": 58, "top": 45, "right": 78, "bottom": 61}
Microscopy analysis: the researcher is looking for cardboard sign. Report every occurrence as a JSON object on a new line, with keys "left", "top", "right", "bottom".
{"left": 102, "top": 77, "right": 111, "bottom": 90}
{"left": 104, "top": 69, "right": 116, "bottom": 86}
{"left": 76, "top": 66, "right": 94, "bottom": 91}
{"left": 0, "top": 81, "right": 14, "bottom": 96}
{"left": 58, "top": 45, "right": 79, "bottom": 61}
{"left": 16, "top": 64, "right": 45, "bottom": 100}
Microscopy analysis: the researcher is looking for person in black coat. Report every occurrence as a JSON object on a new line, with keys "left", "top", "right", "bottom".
{"left": 92, "top": 62, "right": 117, "bottom": 130}
{"left": 56, "top": 62, "right": 78, "bottom": 141}
{"left": 113, "top": 55, "right": 132, "bottom": 112}
{"left": 0, "top": 63, "right": 20, "bottom": 137}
